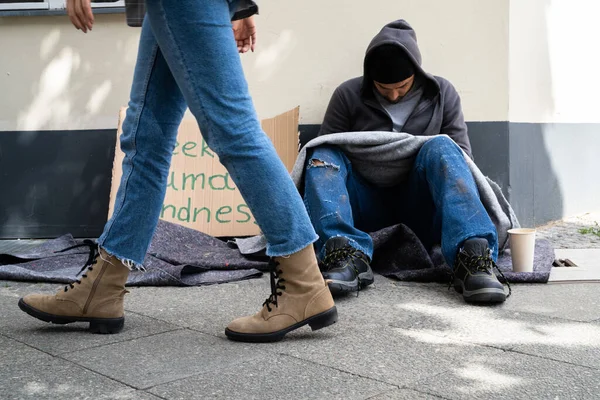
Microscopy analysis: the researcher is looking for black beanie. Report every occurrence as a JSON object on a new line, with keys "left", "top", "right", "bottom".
{"left": 368, "top": 44, "right": 415, "bottom": 84}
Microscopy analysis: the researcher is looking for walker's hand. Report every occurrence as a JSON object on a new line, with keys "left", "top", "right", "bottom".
{"left": 67, "top": 0, "right": 94, "bottom": 33}
{"left": 232, "top": 16, "right": 257, "bottom": 53}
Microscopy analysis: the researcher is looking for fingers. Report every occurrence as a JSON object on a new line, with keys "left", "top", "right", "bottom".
{"left": 76, "top": 0, "right": 94, "bottom": 32}
{"left": 67, "top": 0, "right": 83, "bottom": 31}
{"left": 68, "top": 0, "right": 94, "bottom": 33}
{"left": 246, "top": 16, "right": 257, "bottom": 52}
{"left": 237, "top": 39, "right": 250, "bottom": 53}
{"left": 232, "top": 17, "right": 257, "bottom": 53}
{"left": 242, "top": 36, "right": 251, "bottom": 53}
{"left": 235, "top": 31, "right": 252, "bottom": 53}
{"left": 250, "top": 30, "right": 257, "bottom": 52}
{"left": 236, "top": 39, "right": 245, "bottom": 53}
{"left": 83, "top": 0, "right": 94, "bottom": 30}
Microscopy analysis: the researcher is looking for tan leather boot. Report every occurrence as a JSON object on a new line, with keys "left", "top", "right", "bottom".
{"left": 226, "top": 245, "right": 338, "bottom": 342}
{"left": 18, "top": 243, "right": 130, "bottom": 334}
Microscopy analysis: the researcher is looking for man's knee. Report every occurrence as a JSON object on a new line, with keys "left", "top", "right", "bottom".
{"left": 306, "top": 146, "right": 346, "bottom": 171}
{"left": 422, "top": 135, "right": 458, "bottom": 151}
{"left": 419, "top": 136, "right": 461, "bottom": 159}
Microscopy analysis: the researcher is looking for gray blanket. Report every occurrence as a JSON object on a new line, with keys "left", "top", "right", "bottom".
{"left": 1, "top": 133, "right": 556, "bottom": 286}
{"left": 0, "top": 219, "right": 555, "bottom": 286}
{"left": 236, "top": 131, "right": 520, "bottom": 255}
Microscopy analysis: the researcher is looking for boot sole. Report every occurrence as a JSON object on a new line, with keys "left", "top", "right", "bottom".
{"left": 224, "top": 306, "right": 338, "bottom": 343}
{"left": 453, "top": 280, "right": 507, "bottom": 303}
{"left": 18, "top": 299, "right": 124, "bottom": 334}
{"left": 327, "top": 270, "right": 375, "bottom": 295}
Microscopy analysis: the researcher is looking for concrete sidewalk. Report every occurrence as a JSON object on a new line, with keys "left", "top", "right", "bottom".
{"left": 2, "top": 273, "right": 600, "bottom": 400}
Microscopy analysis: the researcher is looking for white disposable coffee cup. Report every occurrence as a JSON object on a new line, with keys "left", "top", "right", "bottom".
{"left": 508, "top": 228, "right": 536, "bottom": 272}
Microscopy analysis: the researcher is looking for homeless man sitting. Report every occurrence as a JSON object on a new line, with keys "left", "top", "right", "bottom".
{"left": 304, "top": 19, "right": 508, "bottom": 303}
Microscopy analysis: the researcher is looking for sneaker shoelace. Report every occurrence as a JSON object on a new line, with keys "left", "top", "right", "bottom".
{"left": 321, "top": 246, "right": 364, "bottom": 296}
{"left": 262, "top": 259, "right": 286, "bottom": 312}
{"left": 321, "top": 247, "right": 359, "bottom": 270}
{"left": 449, "top": 249, "right": 512, "bottom": 298}
{"left": 55, "top": 240, "right": 99, "bottom": 292}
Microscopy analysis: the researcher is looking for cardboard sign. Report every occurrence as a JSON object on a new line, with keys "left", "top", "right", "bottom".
{"left": 108, "top": 107, "right": 300, "bottom": 237}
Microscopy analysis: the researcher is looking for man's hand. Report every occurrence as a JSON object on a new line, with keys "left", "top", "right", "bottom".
{"left": 67, "top": 0, "right": 94, "bottom": 33}
{"left": 232, "top": 16, "right": 257, "bottom": 53}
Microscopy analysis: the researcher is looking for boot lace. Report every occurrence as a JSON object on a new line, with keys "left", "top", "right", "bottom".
{"left": 55, "top": 240, "right": 99, "bottom": 292}
{"left": 449, "top": 248, "right": 512, "bottom": 298}
{"left": 262, "top": 259, "right": 286, "bottom": 312}
{"left": 321, "top": 246, "right": 364, "bottom": 296}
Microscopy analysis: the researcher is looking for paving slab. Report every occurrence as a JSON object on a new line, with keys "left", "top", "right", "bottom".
{"left": 408, "top": 348, "right": 600, "bottom": 399}
{"left": 267, "top": 324, "right": 506, "bottom": 387}
{"left": 348, "top": 285, "right": 600, "bottom": 371}
{"left": 339, "top": 280, "right": 600, "bottom": 328}
{"left": 507, "top": 317, "right": 600, "bottom": 369}
{"left": 368, "top": 388, "right": 449, "bottom": 399}
{"left": 384, "top": 296, "right": 600, "bottom": 356}
{"left": 499, "top": 282, "right": 600, "bottom": 322}
{"left": 0, "top": 287, "right": 180, "bottom": 355}
{"left": 148, "top": 354, "right": 394, "bottom": 400}
{"left": 0, "top": 358, "right": 160, "bottom": 400}
{"left": 62, "top": 329, "right": 262, "bottom": 390}
{"left": 0, "top": 334, "right": 53, "bottom": 367}
{"left": 124, "top": 281, "right": 267, "bottom": 335}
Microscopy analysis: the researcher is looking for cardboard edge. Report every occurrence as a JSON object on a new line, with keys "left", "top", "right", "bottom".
{"left": 107, "top": 107, "right": 127, "bottom": 219}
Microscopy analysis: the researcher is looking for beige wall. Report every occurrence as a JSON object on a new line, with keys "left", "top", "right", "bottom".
{"left": 509, "top": 0, "right": 600, "bottom": 123}
{"left": 243, "top": 0, "right": 509, "bottom": 124}
{"left": 0, "top": 14, "right": 139, "bottom": 131}
{"left": 0, "top": 0, "right": 509, "bottom": 131}
{"left": 5, "top": 1, "right": 597, "bottom": 129}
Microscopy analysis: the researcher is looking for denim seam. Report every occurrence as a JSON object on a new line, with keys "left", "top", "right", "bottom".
{"left": 99, "top": 41, "right": 160, "bottom": 250}
{"left": 153, "top": 1, "right": 225, "bottom": 158}
{"left": 151, "top": 0, "right": 247, "bottom": 234}
{"left": 150, "top": 2, "right": 317, "bottom": 258}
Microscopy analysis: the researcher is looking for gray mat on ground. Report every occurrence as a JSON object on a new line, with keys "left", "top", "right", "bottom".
{"left": 371, "top": 224, "right": 555, "bottom": 283}
{"left": 0, "top": 221, "right": 264, "bottom": 286}
{"left": 0, "top": 220, "right": 554, "bottom": 286}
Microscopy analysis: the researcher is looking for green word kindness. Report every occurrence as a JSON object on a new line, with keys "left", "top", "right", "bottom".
{"left": 161, "top": 198, "right": 255, "bottom": 224}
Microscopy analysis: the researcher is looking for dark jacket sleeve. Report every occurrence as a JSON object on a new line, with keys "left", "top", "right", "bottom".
{"left": 439, "top": 79, "right": 473, "bottom": 159}
{"left": 319, "top": 87, "right": 352, "bottom": 135}
{"left": 232, "top": 0, "right": 259, "bottom": 21}
{"left": 125, "top": 0, "right": 258, "bottom": 27}
{"left": 125, "top": 0, "right": 145, "bottom": 27}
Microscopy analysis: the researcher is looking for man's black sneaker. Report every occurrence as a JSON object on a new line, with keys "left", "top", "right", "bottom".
{"left": 452, "top": 238, "right": 510, "bottom": 303}
{"left": 320, "top": 237, "right": 374, "bottom": 295}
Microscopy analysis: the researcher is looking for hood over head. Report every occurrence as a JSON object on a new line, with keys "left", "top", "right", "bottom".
{"left": 362, "top": 20, "right": 439, "bottom": 97}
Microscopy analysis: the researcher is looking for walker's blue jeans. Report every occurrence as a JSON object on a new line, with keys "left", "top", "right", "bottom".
{"left": 99, "top": 0, "right": 318, "bottom": 266}
{"left": 303, "top": 136, "right": 498, "bottom": 267}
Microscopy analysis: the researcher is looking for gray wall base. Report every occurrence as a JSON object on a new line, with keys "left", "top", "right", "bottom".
{"left": 1, "top": 122, "right": 598, "bottom": 238}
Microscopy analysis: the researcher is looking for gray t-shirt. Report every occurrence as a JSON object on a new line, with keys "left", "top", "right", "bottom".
{"left": 374, "top": 77, "right": 424, "bottom": 132}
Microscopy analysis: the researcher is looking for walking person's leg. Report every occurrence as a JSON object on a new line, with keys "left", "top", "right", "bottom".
{"left": 140, "top": 0, "right": 335, "bottom": 341}
{"left": 19, "top": 18, "right": 189, "bottom": 333}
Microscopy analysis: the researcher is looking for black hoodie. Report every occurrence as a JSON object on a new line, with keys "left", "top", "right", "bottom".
{"left": 319, "top": 20, "right": 472, "bottom": 158}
